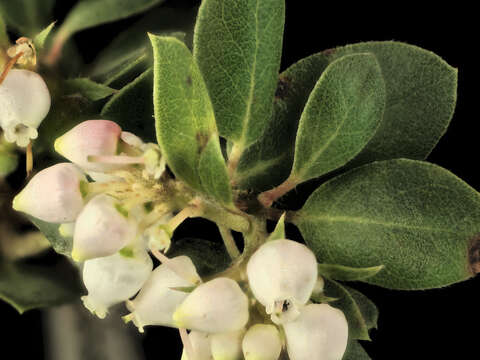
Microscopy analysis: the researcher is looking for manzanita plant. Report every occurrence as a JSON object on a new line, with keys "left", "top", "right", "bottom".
{"left": 0, "top": 0, "right": 476, "bottom": 359}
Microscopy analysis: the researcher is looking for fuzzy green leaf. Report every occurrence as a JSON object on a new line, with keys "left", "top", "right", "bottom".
{"left": 323, "top": 279, "right": 377, "bottom": 340}
{"left": 167, "top": 238, "right": 230, "bottom": 277}
{"left": 234, "top": 54, "right": 330, "bottom": 190}
{"left": 317, "top": 263, "right": 384, "bottom": 282}
{"left": 28, "top": 216, "right": 72, "bottom": 257}
{"left": 193, "top": 0, "right": 285, "bottom": 149}
{"left": 101, "top": 68, "right": 156, "bottom": 142}
{"left": 33, "top": 21, "right": 55, "bottom": 50}
{"left": 267, "top": 213, "right": 286, "bottom": 241}
{"left": 97, "top": 52, "right": 150, "bottom": 89}
{"left": 198, "top": 137, "right": 233, "bottom": 205}
{"left": 291, "top": 53, "right": 385, "bottom": 183}
{"left": 64, "top": 78, "right": 116, "bottom": 101}
{"left": 90, "top": 6, "right": 197, "bottom": 83}
{"left": 343, "top": 339, "right": 371, "bottom": 360}
{"left": 149, "top": 35, "right": 231, "bottom": 204}
{"left": 295, "top": 159, "right": 480, "bottom": 290}
{"left": 0, "top": 0, "right": 55, "bottom": 35}
{"left": 0, "top": 260, "right": 82, "bottom": 314}
{"left": 55, "top": 0, "right": 165, "bottom": 42}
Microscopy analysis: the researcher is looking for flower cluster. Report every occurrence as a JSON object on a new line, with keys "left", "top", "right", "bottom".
{"left": 13, "top": 120, "right": 348, "bottom": 360}
{"left": 0, "top": 68, "right": 51, "bottom": 147}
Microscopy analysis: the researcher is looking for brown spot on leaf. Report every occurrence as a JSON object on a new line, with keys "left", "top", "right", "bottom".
{"left": 275, "top": 76, "right": 291, "bottom": 100}
{"left": 468, "top": 235, "right": 480, "bottom": 275}
{"left": 323, "top": 47, "right": 336, "bottom": 56}
{"left": 196, "top": 132, "right": 209, "bottom": 153}
{"left": 186, "top": 75, "right": 192, "bottom": 86}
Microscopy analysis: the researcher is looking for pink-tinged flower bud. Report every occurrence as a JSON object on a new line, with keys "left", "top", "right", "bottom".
{"left": 81, "top": 248, "right": 153, "bottom": 318}
{"left": 211, "top": 330, "right": 244, "bottom": 360}
{"left": 124, "top": 256, "right": 200, "bottom": 332}
{"left": 180, "top": 331, "right": 212, "bottom": 360}
{"left": 283, "top": 304, "right": 348, "bottom": 360}
{"left": 12, "top": 163, "right": 86, "bottom": 223}
{"left": 242, "top": 324, "right": 282, "bottom": 360}
{"left": 54, "top": 120, "right": 122, "bottom": 171}
{"left": 173, "top": 278, "right": 249, "bottom": 333}
{"left": 247, "top": 239, "right": 317, "bottom": 324}
{"left": 71, "top": 194, "right": 137, "bottom": 261}
{"left": 0, "top": 69, "right": 51, "bottom": 147}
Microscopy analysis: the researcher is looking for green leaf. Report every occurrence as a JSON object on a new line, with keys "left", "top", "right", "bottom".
{"left": 54, "top": 0, "right": 165, "bottom": 42}
{"left": 294, "top": 159, "right": 480, "bottom": 290}
{"left": 64, "top": 78, "right": 116, "bottom": 101}
{"left": 149, "top": 35, "right": 232, "bottom": 204}
{"left": 347, "top": 286, "right": 379, "bottom": 331}
{"left": 267, "top": 213, "right": 286, "bottom": 241}
{"left": 193, "top": 0, "right": 285, "bottom": 149}
{"left": 198, "top": 137, "right": 233, "bottom": 205}
{"left": 323, "top": 279, "right": 377, "bottom": 340}
{"left": 317, "top": 263, "right": 384, "bottom": 282}
{"left": 167, "top": 238, "right": 230, "bottom": 278}
{"left": 0, "top": 0, "right": 55, "bottom": 35}
{"left": 97, "top": 51, "right": 150, "bottom": 89}
{"left": 234, "top": 53, "right": 330, "bottom": 191}
{"left": 0, "top": 12, "right": 8, "bottom": 47}
{"left": 343, "top": 339, "right": 371, "bottom": 360}
{"left": 290, "top": 53, "right": 385, "bottom": 183}
{"left": 101, "top": 68, "right": 156, "bottom": 142}
{"left": 90, "top": 6, "right": 198, "bottom": 83}
{"left": 28, "top": 216, "right": 72, "bottom": 257}
{"left": 328, "top": 42, "right": 458, "bottom": 165}
{"left": 0, "top": 260, "right": 82, "bottom": 314}
{"left": 33, "top": 21, "right": 55, "bottom": 50}
{"left": 0, "top": 151, "right": 18, "bottom": 177}
{"left": 310, "top": 293, "right": 338, "bottom": 304}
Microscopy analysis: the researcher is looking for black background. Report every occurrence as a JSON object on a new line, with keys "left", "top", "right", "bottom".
{"left": 1, "top": 0, "right": 478, "bottom": 359}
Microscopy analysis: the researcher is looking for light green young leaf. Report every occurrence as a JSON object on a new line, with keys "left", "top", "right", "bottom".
{"left": 54, "top": 0, "right": 165, "bottom": 43}
{"left": 28, "top": 216, "right": 72, "bottom": 257}
{"left": 149, "top": 35, "right": 232, "bottom": 204}
{"left": 64, "top": 78, "right": 116, "bottom": 101}
{"left": 0, "top": 260, "right": 82, "bottom": 314}
{"left": 290, "top": 53, "right": 386, "bottom": 183}
{"left": 294, "top": 159, "right": 480, "bottom": 290}
{"left": 267, "top": 213, "right": 286, "bottom": 241}
{"left": 33, "top": 21, "right": 55, "bottom": 50}
{"left": 101, "top": 68, "right": 156, "bottom": 142}
{"left": 323, "top": 279, "right": 377, "bottom": 341}
{"left": 0, "top": 0, "right": 55, "bottom": 35}
{"left": 234, "top": 54, "right": 330, "bottom": 191}
{"left": 198, "top": 137, "right": 233, "bottom": 205}
{"left": 193, "top": 0, "right": 285, "bottom": 150}
{"left": 90, "top": 6, "right": 197, "bottom": 82}
{"left": 342, "top": 339, "right": 371, "bottom": 360}
{"left": 317, "top": 263, "right": 384, "bottom": 282}
{"left": 167, "top": 238, "right": 230, "bottom": 277}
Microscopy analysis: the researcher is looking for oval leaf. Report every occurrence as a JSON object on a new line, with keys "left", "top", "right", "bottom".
{"left": 317, "top": 263, "right": 384, "bottom": 282}
{"left": 64, "top": 78, "right": 116, "bottom": 101}
{"left": 149, "top": 35, "right": 232, "bottom": 205}
{"left": 294, "top": 159, "right": 480, "bottom": 290}
{"left": 291, "top": 53, "right": 385, "bottom": 183}
{"left": 193, "top": 0, "right": 285, "bottom": 149}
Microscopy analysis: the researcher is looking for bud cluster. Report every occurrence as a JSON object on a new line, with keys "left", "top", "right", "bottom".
{"left": 12, "top": 120, "right": 348, "bottom": 359}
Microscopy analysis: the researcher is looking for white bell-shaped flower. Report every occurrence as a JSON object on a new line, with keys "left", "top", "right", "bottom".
{"left": 0, "top": 69, "right": 51, "bottom": 147}
{"left": 54, "top": 120, "right": 122, "bottom": 172}
{"left": 125, "top": 256, "right": 200, "bottom": 332}
{"left": 283, "top": 304, "right": 348, "bottom": 360}
{"left": 242, "top": 324, "right": 282, "bottom": 360}
{"left": 12, "top": 163, "right": 86, "bottom": 223}
{"left": 81, "top": 248, "right": 153, "bottom": 319}
{"left": 247, "top": 239, "right": 317, "bottom": 324}
{"left": 173, "top": 277, "right": 249, "bottom": 333}
{"left": 180, "top": 331, "right": 212, "bottom": 360}
{"left": 211, "top": 329, "right": 244, "bottom": 360}
{"left": 72, "top": 194, "right": 137, "bottom": 261}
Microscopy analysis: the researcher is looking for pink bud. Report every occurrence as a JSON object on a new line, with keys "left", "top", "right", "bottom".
{"left": 54, "top": 120, "right": 122, "bottom": 171}
{"left": 12, "top": 163, "right": 86, "bottom": 223}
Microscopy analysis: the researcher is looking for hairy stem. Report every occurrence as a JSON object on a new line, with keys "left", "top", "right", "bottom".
{"left": 218, "top": 226, "right": 241, "bottom": 259}
{"left": 257, "top": 176, "right": 298, "bottom": 208}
